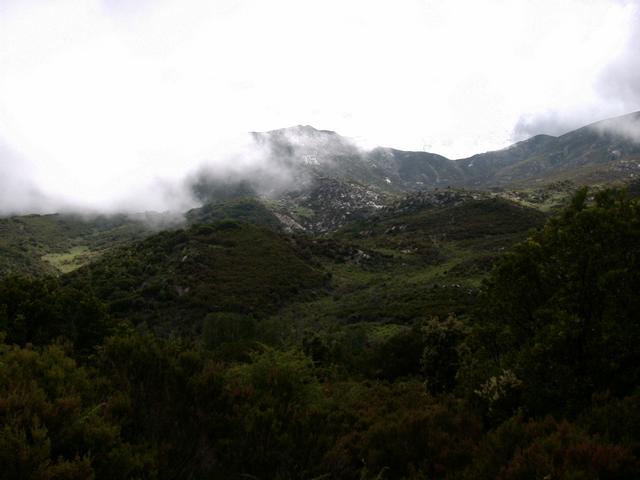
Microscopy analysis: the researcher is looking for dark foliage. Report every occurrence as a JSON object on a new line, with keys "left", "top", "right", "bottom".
{"left": 464, "top": 188, "right": 640, "bottom": 417}
{"left": 0, "top": 275, "right": 109, "bottom": 353}
{"left": 0, "top": 188, "right": 639, "bottom": 479}
{"left": 186, "top": 198, "right": 283, "bottom": 230}
{"left": 66, "top": 221, "right": 328, "bottom": 334}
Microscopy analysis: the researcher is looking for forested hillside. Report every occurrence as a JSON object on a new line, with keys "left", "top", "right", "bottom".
{"left": 1, "top": 187, "right": 639, "bottom": 479}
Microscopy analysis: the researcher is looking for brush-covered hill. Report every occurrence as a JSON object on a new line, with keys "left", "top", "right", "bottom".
{"left": 338, "top": 189, "right": 546, "bottom": 258}
{"left": 65, "top": 221, "right": 329, "bottom": 334}
{"left": 185, "top": 197, "right": 283, "bottom": 230}
{"left": 261, "top": 192, "right": 548, "bottom": 329}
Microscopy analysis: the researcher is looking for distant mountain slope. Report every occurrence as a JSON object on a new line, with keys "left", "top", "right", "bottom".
{"left": 252, "top": 111, "right": 640, "bottom": 191}
{"left": 455, "top": 134, "right": 558, "bottom": 185}
{"left": 251, "top": 125, "right": 466, "bottom": 192}
{"left": 366, "top": 148, "right": 466, "bottom": 189}
{"left": 458, "top": 111, "right": 640, "bottom": 187}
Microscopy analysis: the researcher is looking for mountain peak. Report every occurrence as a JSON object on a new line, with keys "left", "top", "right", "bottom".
{"left": 262, "top": 125, "right": 337, "bottom": 136}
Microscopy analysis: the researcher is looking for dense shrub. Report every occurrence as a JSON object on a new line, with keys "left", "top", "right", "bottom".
{"left": 463, "top": 188, "right": 640, "bottom": 417}
{"left": 0, "top": 340, "right": 155, "bottom": 479}
{"left": 0, "top": 276, "right": 109, "bottom": 354}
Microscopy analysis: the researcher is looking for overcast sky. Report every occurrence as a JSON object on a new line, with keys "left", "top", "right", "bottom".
{"left": 1, "top": 0, "right": 639, "bottom": 213}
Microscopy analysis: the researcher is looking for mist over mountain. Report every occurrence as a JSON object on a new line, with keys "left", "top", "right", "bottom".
{"left": 195, "top": 111, "right": 640, "bottom": 202}
{"left": 2, "top": 0, "right": 640, "bottom": 216}
{"left": 1, "top": 110, "right": 639, "bottom": 217}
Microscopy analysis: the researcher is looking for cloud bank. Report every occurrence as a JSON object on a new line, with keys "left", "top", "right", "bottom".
{"left": 591, "top": 112, "right": 640, "bottom": 144}
{"left": 0, "top": 0, "right": 639, "bottom": 214}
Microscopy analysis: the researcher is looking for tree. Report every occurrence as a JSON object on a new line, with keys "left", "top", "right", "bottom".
{"left": 464, "top": 188, "right": 640, "bottom": 417}
{"left": 0, "top": 341, "right": 155, "bottom": 479}
{"left": 0, "top": 276, "right": 109, "bottom": 355}
{"left": 421, "top": 315, "right": 468, "bottom": 394}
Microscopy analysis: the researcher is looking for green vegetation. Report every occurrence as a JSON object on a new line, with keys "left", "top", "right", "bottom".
{"left": 0, "top": 187, "right": 639, "bottom": 478}
{"left": 42, "top": 245, "right": 95, "bottom": 273}
{"left": 186, "top": 197, "right": 284, "bottom": 230}
{"left": 66, "top": 221, "right": 328, "bottom": 334}
{"left": 0, "top": 275, "right": 108, "bottom": 351}
{"left": 462, "top": 188, "right": 640, "bottom": 418}
{"left": 0, "top": 213, "right": 157, "bottom": 275}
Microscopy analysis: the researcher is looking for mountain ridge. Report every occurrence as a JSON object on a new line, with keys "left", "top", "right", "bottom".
{"left": 251, "top": 111, "right": 640, "bottom": 191}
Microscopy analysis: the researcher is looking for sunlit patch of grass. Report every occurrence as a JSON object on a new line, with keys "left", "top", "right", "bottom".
{"left": 42, "top": 245, "right": 96, "bottom": 273}
{"left": 366, "top": 323, "right": 409, "bottom": 343}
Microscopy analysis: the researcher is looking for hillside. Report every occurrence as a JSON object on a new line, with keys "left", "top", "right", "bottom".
{"left": 0, "top": 111, "right": 639, "bottom": 479}
{"left": 2, "top": 187, "right": 639, "bottom": 479}
{"left": 3, "top": 0, "right": 640, "bottom": 475}
{"left": 3, "top": 111, "right": 635, "bottom": 279}
{"left": 1, "top": 178, "right": 639, "bottom": 479}
{"left": 459, "top": 111, "right": 640, "bottom": 187}
{"left": 185, "top": 197, "right": 283, "bottom": 230}
{"left": 275, "top": 193, "right": 547, "bottom": 327}
{"left": 246, "top": 112, "right": 640, "bottom": 193}
{"left": 0, "top": 213, "right": 166, "bottom": 276}
{"left": 66, "top": 221, "right": 328, "bottom": 334}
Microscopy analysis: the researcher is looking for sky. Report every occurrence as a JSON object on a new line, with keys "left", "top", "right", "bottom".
{"left": 1, "top": 0, "right": 639, "bottom": 213}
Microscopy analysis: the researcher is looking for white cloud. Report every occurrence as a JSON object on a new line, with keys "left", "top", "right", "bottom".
{"left": 0, "top": 0, "right": 639, "bottom": 212}
{"left": 592, "top": 112, "right": 640, "bottom": 143}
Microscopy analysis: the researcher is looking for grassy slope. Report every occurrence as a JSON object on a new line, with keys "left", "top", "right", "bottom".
{"left": 0, "top": 214, "right": 154, "bottom": 276}
{"left": 0, "top": 200, "right": 280, "bottom": 277}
